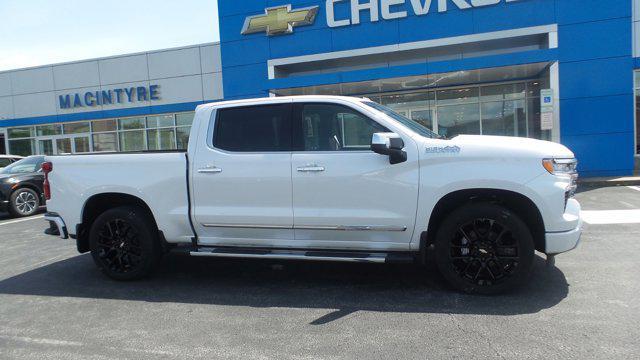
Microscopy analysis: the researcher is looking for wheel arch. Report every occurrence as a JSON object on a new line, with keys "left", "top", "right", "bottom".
{"left": 421, "top": 188, "right": 546, "bottom": 255}
{"left": 76, "top": 192, "right": 161, "bottom": 253}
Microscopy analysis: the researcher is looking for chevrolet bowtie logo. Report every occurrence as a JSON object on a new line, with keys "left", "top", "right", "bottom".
{"left": 241, "top": 5, "right": 319, "bottom": 36}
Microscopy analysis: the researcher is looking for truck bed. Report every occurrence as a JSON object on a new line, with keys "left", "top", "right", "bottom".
{"left": 45, "top": 152, "right": 194, "bottom": 244}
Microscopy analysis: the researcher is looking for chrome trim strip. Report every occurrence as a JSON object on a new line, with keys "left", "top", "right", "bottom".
{"left": 44, "top": 215, "right": 69, "bottom": 239}
{"left": 296, "top": 166, "right": 325, "bottom": 172}
{"left": 190, "top": 252, "right": 387, "bottom": 263}
{"left": 554, "top": 158, "right": 578, "bottom": 165}
{"left": 201, "top": 224, "right": 407, "bottom": 232}
{"left": 202, "top": 224, "right": 292, "bottom": 229}
{"left": 295, "top": 225, "right": 407, "bottom": 232}
{"left": 197, "top": 167, "right": 223, "bottom": 174}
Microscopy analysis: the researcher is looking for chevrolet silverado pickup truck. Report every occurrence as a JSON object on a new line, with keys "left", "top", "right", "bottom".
{"left": 43, "top": 95, "right": 582, "bottom": 294}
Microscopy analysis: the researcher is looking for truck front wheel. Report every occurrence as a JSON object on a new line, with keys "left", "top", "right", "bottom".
{"left": 434, "top": 203, "right": 535, "bottom": 295}
{"left": 89, "top": 206, "right": 160, "bottom": 281}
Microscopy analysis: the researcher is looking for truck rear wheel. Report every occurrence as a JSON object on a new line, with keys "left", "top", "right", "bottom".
{"left": 434, "top": 203, "right": 534, "bottom": 295}
{"left": 89, "top": 206, "right": 160, "bottom": 281}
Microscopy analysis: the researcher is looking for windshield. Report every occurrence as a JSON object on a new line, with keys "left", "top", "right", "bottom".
{"left": 0, "top": 156, "right": 44, "bottom": 175}
{"left": 362, "top": 101, "right": 440, "bottom": 139}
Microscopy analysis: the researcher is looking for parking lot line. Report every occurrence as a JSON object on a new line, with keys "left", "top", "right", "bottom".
{"left": 629, "top": 186, "right": 640, "bottom": 192}
{"left": 0, "top": 215, "right": 44, "bottom": 226}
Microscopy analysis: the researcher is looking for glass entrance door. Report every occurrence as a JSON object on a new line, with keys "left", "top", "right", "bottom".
{"left": 38, "top": 139, "right": 54, "bottom": 155}
{"left": 73, "top": 136, "right": 91, "bottom": 153}
{"left": 56, "top": 138, "right": 72, "bottom": 154}
{"left": 38, "top": 135, "right": 91, "bottom": 155}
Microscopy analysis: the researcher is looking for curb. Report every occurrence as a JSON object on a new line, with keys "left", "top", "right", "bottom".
{"left": 579, "top": 178, "right": 640, "bottom": 188}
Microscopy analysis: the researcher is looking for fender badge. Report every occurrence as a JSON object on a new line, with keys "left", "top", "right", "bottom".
{"left": 425, "top": 146, "right": 461, "bottom": 154}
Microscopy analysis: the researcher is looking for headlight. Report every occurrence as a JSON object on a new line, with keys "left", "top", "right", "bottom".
{"left": 543, "top": 158, "right": 578, "bottom": 208}
{"left": 542, "top": 158, "right": 578, "bottom": 176}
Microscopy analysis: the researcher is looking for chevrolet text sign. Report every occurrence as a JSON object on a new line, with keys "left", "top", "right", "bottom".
{"left": 327, "top": 0, "right": 522, "bottom": 27}
{"left": 242, "top": 0, "right": 522, "bottom": 35}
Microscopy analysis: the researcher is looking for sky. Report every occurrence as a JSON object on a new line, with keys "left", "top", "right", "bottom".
{"left": 0, "top": 0, "right": 219, "bottom": 72}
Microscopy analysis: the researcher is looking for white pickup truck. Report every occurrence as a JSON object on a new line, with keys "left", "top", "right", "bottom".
{"left": 43, "top": 95, "right": 582, "bottom": 294}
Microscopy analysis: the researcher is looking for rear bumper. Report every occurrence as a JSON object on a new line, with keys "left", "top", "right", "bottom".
{"left": 545, "top": 198, "right": 583, "bottom": 254}
{"left": 44, "top": 212, "right": 68, "bottom": 239}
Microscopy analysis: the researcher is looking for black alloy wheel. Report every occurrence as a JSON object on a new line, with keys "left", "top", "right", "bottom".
{"left": 89, "top": 206, "right": 160, "bottom": 281}
{"left": 434, "top": 203, "right": 534, "bottom": 295}
{"left": 450, "top": 218, "right": 520, "bottom": 285}
{"left": 96, "top": 219, "right": 143, "bottom": 275}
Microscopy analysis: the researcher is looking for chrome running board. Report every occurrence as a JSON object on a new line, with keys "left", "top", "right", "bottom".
{"left": 189, "top": 247, "right": 414, "bottom": 264}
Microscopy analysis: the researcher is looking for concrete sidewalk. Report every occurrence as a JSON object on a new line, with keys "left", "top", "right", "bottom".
{"left": 579, "top": 176, "right": 640, "bottom": 187}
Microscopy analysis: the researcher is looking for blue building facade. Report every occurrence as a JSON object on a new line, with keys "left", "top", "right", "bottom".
{"left": 218, "top": 0, "right": 637, "bottom": 177}
{"left": 0, "top": 1, "right": 637, "bottom": 177}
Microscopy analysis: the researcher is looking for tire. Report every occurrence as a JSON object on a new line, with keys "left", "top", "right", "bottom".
{"left": 9, "top": 188, "right": 40, "bottom": 218}
{"left": 434, "top": 203, "right": 535, "bottom": 295}
{"left": 89, "top": 206, "right": 160, "bottom": 281}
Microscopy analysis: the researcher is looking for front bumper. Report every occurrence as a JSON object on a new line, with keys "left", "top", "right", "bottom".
{"left": 545, "top": 198, "right": 583, "bottom": 254}
{"left": 0, "top": 200, "right": 8, "bottom": 213}
{"left": 44, "top": 212, "right": 68, "bottom": 239}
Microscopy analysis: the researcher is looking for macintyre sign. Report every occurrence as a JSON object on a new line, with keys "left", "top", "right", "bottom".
{"left": 59, "top": 85, "right": 161, "bottom": 109}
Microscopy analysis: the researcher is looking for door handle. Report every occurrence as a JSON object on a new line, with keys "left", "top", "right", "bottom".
{"left": 297, "top": 164, "right": 325, "bottom": 172}
{"left": 198, "top": 166, "right": 222, "bottom": 174}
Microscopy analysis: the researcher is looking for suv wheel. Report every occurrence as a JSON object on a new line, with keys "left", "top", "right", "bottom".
{"left": 434, "top": 203, "right": 535, "bottom": 295}
{"left": 9, "top": 188, "right": 40, "bottom": 217}
{"left": 89, "top": 206, "right": 160, "bottom": 281}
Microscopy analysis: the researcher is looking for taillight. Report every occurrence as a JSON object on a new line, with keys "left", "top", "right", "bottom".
{"left": 42, "top": 162, "right": 53, "bottom": 200}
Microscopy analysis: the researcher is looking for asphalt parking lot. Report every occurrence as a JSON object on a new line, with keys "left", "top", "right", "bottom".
{"left": 0, "top": 186, "right": 639, "bottom": 359}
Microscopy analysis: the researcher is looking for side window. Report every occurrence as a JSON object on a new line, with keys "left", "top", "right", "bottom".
{"left": 299, "top": 104, "right": 388, "bottom": 151}
{"left": 213, "top": 104, "right": 292, "bottom": 152}
{"left": 0, "top": 159, "right": 11, "bottom": 167}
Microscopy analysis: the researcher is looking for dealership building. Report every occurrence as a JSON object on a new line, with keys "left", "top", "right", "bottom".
{"left": 1, "top": 0, "right": 639, "bottom": 177}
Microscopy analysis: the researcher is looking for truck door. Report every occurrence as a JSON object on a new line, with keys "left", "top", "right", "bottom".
{"left": 191, "top": 103, "right": 294, "bottom": 246}
{"left": 290, "top": 102, "right": 420, "bottom": 250}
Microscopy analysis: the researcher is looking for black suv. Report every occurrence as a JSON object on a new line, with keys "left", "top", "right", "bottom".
{"left": 0, "top": 156, "right": 45, "bottom": 217}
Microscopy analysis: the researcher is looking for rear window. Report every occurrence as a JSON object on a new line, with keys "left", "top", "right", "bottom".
{"left": 213, "top": 104, "right": 292, "bottom": 152}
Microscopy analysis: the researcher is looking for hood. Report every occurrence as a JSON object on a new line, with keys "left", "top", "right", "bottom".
{"left": 0, "top": 172, "right": 37, "bottom": 182}
{"left": 446, "top": 135, "right": 575, "bottom": 159}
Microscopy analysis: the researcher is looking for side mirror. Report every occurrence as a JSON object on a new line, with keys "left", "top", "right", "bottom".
{"left": 371, "top": 132, "right": 408, "bottom": 165}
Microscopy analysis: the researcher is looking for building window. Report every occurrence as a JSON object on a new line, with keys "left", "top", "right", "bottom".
{"left": 63, "top": 122, "right": 90, "bottom": 134}
{"left": 8, "top": 139, "right": 36, "bottom": 156}
{"left": 175, "top": 113, "right": 194, "bottom": 149}
{"left": 7, "top": 127, "right": 36, "bottom": 156}
{"left": 93, "top": 133, "right": 118, "bottom": 152}
{"left": 366, "top": 81, "right": 550, "bottom": 140}
{"left": 36, "top": 124, "right": 62, "bottom": 136}
{"left": 5, "top": 111, "right": 195, "bottom": 156}
{"left": 119, "top": 130, "right": 147, "bottom": 152}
